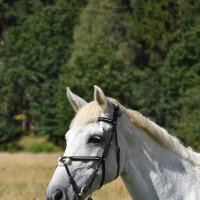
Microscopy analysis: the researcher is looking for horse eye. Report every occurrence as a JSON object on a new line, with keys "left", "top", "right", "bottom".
{"left": 88, "top": 136, "right": 102, "bottom": 144}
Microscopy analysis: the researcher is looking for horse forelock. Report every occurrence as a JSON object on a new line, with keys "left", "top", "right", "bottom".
{"left": 70, "top": 101, "right": 102, "bottom": 130}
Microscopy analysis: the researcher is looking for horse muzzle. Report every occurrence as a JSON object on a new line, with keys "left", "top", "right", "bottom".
{"left": 45, "top": 187, "right": 69, "bottom": 200}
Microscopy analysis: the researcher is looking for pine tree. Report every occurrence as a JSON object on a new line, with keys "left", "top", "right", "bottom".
{"left": 0, "top": 0, "right": 83, "bottom": 144}
{"left": 162, "top": 21, "right": 200, "bottom": 149}
{"left": 58, "top": 0, "right": 181, "bottom": 132}
{"left": 57, "top": 0, "right": 140, "bottom": 137}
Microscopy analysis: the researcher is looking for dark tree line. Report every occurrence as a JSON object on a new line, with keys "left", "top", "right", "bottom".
{"left": 0, "top": 0, "right": 200, "bottom": 150}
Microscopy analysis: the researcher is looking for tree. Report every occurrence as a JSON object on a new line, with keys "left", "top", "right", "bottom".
{"left": 162, "top": 22, "right": 200, "bottom": 149}
{"left": 1, "top": 0, "right": 200, "bottom": 151}
{"left": 57, "top": 0, "right": 200, "bottom": 151}
{"left": 58, "top": 0, "right": 181, "bottom": 132}
{"left": 0, "top": 0, "right": 83, "bottom": 144}
{"left": 57, "top": 0, "right": 140, "bottom": 136}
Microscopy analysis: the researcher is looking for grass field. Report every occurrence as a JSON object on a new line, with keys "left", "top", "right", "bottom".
{"left": 0, "top": 153, "right": 131, "bottom": 200}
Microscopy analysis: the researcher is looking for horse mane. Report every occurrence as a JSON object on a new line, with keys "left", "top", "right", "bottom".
{"left": 70, "top": 98, "right": 200, "bottom": 166}
{"left": 119, "top": 104, "right": 200, "bottom": 166}
{"left": 107, "top": 97, "right": 200, "bottom": 166}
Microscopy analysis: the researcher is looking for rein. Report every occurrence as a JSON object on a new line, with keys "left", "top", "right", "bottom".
{"left": 58, "top": 105, "right": 121, "bottom": 200}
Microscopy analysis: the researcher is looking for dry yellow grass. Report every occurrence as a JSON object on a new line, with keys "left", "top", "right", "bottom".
{"left": 0, "top": 153, "right": 131, "bottom": 200}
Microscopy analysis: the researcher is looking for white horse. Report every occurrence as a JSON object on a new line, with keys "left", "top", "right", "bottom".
{"left": 46, "top": 86, "right": 200, "bottom": 200}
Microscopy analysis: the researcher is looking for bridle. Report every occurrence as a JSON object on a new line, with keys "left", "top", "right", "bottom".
{"left": 58, "top": 104, "right": 122, "bottom": 200}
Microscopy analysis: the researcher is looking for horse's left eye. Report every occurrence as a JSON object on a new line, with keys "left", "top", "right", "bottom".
{"left": 88, "top": 136, "right": 102, "bottom": 144}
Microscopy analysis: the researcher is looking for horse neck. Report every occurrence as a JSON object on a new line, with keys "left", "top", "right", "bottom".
{"left": 118, "top": 117, "right": 200, "bottom": 200}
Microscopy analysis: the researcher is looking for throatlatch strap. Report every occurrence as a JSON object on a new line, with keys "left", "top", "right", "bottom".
{"left": 115, "top": 139, "right": 120, "bottom": 179}
{"left": 100, "top": 158, "right": 105, "bottom": 188}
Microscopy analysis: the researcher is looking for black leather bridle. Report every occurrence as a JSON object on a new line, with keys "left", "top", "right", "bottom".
{"left": 58, "top": 105, "right": 121, "bottom": 200}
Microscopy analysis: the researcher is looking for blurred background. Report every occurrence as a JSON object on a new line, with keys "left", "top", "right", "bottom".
{"left": 0, "top": 0, "right": 200, "bottom": 199}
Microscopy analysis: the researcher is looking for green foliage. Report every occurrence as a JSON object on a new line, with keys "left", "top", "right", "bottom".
{"left": 0, "top": 0, "right": 82, "bottom": 145}
{"left": 57, "top": 0, "right": 138, "bottom": 136}
{"left": 58, "top": 0, "right": 200, "bottom": 151}
{"left": 0, "top": 0, "right": 8, "bottom": 12}
{"left": 0, "top": 134, "right": 62, "bottom": 152}
{"left": 126, "top": 0, "right": 181, "bottom": 125}
{"left": 178, "top": 87, "right": 200, "bottom": 151}
{"left": 162, "top": 21, "right": 200, "bottom": 150}
{"left": 0, "top": 142, "right": 23, "bottom": 152}
{"left": 0, "top": 0, "right": 200, "bottom": 151}
{"left": 58, "top": 0, "right": 181, "bottom": 130}
{"left": 18, "top": 134, "right": 62, "bottom": 152}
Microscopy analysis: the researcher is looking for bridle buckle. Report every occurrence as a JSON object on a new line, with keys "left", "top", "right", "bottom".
{"left": 63, "top": 157, "right": 71, "bottom": 165}
{"left": 58, "top": 156, "right": 71, "bottom": 166}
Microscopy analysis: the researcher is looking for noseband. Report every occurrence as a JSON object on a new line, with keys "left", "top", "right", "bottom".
{"left": 58, "top": 105, "right": 121, "bottom": 200}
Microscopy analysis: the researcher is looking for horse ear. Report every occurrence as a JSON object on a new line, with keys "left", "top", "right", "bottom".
{"left": 66, "top": 87, "right": 87, "bottom": 112}
{"left": 94, "top": 85, "right": 109, "bottom": 112}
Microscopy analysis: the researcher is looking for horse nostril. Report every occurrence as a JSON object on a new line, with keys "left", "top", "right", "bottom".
{"left": 54, "top": 189, "right": 63, "bottom": 200}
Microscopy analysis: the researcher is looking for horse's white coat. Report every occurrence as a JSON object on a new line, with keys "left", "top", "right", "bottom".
{"left": 46, "top": 86, "right": 200, "bottom": 200}
{"left": 118, "top": 114, "right": 200, "bottom": 200}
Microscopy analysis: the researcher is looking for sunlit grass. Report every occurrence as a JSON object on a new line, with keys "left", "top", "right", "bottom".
{"left": 0, "top": 153, "right": 131, "bottom": 200}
